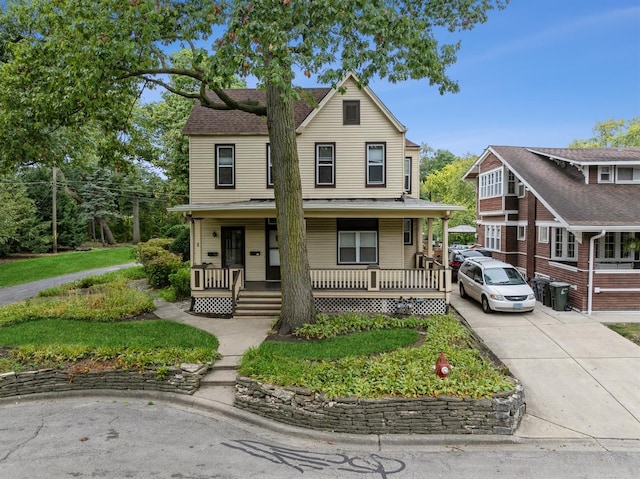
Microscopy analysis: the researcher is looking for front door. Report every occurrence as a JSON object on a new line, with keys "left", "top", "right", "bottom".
{"left": 222, "top": 227, "right": 245, "bottom": 268}
{"left": 265, "top": 220, "right": 281, "bottom": 281}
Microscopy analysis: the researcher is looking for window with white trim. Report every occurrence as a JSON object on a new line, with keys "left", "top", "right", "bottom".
{"left": 517, "top": 182, "right": 526, "bottom": 198}
{"left": 366, "top": 143, "right": 385, "bottom": 186}
{"left": 616, "top": 166, "right": 640, "bottom": 183}
{"left": 598, "top": 166, "right": 613, "bottom": 183}
{"left": 215, "top": 145, "right": 235, "bottom": 188}
{"left": 315, "top": 143, "right": 335, "bottom": 186}
{"left": 337, "top": 219, "right": 378, "bottom": 264}
{"left": 479, "top": 168, "right": 503, "bottom": 199}
{"left": 517, "top": 225, "right": 526, "bottom": 241}
{"left": 551, "top": 228, "right": 577, "bottom": 261}
{"left": 538, "top": 226, "right": 549, "bottom": 243}
{"left": 596, "top": 232, "right": 638, "bottom": 262}
{"left": 507, "top": 170, "right": 516, "bottom": 195}
{"left": 266, "top": 144, "right": 273, "bottom": 187}
{"left": 403, "top": 219, "right": 413, "bottom": 245}
{"left": 404, "top": 157, "right": 412, "bottom": 192}
{"left": 484, "top": 224, "right": 501, "bottom": 251}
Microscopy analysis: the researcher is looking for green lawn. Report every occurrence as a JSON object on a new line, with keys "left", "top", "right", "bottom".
{"left": 608, "top": 323, "right": 640, "bottom": 346}
{"left": 0, "top": 247, "right": 135, "bottom": 287}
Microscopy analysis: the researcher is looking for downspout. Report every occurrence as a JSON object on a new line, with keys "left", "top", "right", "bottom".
{"left": 588, "top": 230, "right": 606, "bottom": 315}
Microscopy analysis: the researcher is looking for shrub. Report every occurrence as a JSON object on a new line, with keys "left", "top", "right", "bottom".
{"left": 169, "top": 266, "right": 191, "bottom": 299}
{"left": 168, "top": 226, "right": 190, "bottom": 262}
{"left": 146, "top": 253, "right": 183, "bottom": 288}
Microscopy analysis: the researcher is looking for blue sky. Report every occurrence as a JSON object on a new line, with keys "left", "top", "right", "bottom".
{"left": 363, "top": 0, "right": 640, "bottom": 156}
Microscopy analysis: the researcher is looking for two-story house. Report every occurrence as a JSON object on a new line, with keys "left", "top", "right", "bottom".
{"left": 463, "top": 146, "right": 640, "bottom": 314}
{"left": 170, "top": 73, "right": 461, "bottom": 317}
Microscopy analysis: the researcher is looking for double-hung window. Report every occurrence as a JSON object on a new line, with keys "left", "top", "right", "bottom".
{"left": 617, "top": 166, "right": 640, "bottom": 183}
{"left": 337, "top": 219, "right": 378, "bottom": 264}
{"left": 404, "top": 157, "right": 412, "bottom": 193}
{"left": 215, "top": 144, "right": 235, "bottom": 188}
{"left": 485, "top": 224, "right": 501, "bottom": 251}
{"left": 266, "top": 144, "right": 274, "bottom": 187}
{"left": 596, "top": 232, "right": 638, "bottom": 262}
{"left": 315, "top": 143, "right": 335, "bottom": 186}
{"left": 403, "top": 219, "right": 413, "bottom": 245}
{"left": 366, "top": 143, "right": 385, "bottom": 186}
{"left": 551, "top": 228, "right": 577, "bottom": 261}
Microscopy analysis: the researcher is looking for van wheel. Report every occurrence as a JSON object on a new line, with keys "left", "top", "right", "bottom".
{"left": 459, "top": 282, "right": 468, "bottom": 299}
{"left": 481, "top": 296, "right": 492, "bottom": 314}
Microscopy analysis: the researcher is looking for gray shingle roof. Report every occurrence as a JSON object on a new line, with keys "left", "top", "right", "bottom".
{"left": 491, "top": 146, "right": 640, "bottom": 229}
{"left": 182, "top": 88, "right": 331, "bottom": 135}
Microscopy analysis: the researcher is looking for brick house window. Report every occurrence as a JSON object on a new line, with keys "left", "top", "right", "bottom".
{"left": 479, "top": 168, "right": 503, "bottom": 199}
{"left": 551, "top": 228, "right": 577, "bottom": 261}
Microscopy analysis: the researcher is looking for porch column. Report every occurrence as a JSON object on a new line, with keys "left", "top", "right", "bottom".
{"left": 442, "top": 215, "right": 451, "bottom": 302}
{"left": 426, "top": 218, "right": 434, "bottom": 257}
{"left": 192, "top": 218, "right": 202, "bottom": 265}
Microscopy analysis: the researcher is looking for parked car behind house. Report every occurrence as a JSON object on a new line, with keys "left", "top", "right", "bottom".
{"left": 449, "top": 249, "right": 485, "bottom": 281}
{"left": 458, "top": 257, "right": 536, "bottom": 313}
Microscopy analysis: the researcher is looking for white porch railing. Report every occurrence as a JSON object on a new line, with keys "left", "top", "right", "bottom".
{"left": 191, "top": 266, "right": 244, "bottom": 291}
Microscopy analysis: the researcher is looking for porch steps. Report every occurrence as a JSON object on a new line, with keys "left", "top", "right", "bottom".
{"left": 233, "top": 290, "right": 282, "bottom": 319}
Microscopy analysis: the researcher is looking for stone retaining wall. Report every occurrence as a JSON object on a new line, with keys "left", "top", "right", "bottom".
{"left": 235, "top": 377, "right": 525, "bottom": 435}
{"left": 0, "top": 363, "right": 209, "bottom": 398}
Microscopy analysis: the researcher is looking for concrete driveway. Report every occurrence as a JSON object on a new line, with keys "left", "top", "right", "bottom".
{"left": 450, "top": 289, "right": 640, "bottom": 440}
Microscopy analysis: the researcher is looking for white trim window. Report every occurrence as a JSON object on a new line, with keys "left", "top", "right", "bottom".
{"left": 479, "top": 168, "right": 503, "bottom": 199}
{"left": 616, "top": 166, "right": 640, "bottom": 183}
{"left": 538, "top": 226, "right": 549, "bottom": 244}
{"left": 596, "top": 232, "right": 638, "bottom": 262}
{"left": 315, "top": 143, "right": 335, "bottom": 186}
{"left": 338, "top": 231, "right": 378, "bottom": 264}
{"left": 551, "top": 228, "right": 577, "bottom": 261}
{"left": 366, "top": 143, "right": 385, "bottom": 186}
{"left": 507, "top": 170, "right": 516, "bottom": 195}
{"left": 215, "top": 145, "right": 235, "bottom": 188}
{"left": 517, "top": 225, "right": 526, "bottom": 241}
{"left": 484, "top": 224, "right": 501, "bottom": 251}
{"left": 598, "top": 166, "right": 613, "bottom": 184}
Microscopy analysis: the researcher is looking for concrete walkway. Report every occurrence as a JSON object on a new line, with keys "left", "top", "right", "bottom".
{"left": 450, "top": 291, "right": 640, "bottom": 440}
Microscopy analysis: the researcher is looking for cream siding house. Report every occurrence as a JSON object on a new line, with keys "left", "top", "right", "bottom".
{"left": 172, "top": 73, "right": 461, "bottom": 317}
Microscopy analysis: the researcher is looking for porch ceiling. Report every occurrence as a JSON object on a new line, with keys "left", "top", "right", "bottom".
{"left": 169, "top": 196, "right": 463, "bottom": 219}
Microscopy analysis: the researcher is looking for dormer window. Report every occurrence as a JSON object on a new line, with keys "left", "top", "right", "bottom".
{"left": 617, "top": 166, "right": 640, "bottom": 183}
{"left": 479, "top": 168, "right": 503, "bottom": 199}
{"left": 343, "top": 100, "right": 360, "bottom": 125}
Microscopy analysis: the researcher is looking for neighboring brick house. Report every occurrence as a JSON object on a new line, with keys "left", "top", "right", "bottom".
{"left": 170, "top": 73, "right": 461, "bottom": 317}
{"left": 463, "top": 146, "right": 640, "bottom": 314}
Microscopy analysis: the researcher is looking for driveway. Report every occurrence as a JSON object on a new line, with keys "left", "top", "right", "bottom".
{"left": 450, "top": 290, "right": 640, "bottom": 440}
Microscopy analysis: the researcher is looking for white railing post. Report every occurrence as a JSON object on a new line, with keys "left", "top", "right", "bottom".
{"left": 191, "top": 266, "right": 204, "bottom": 291}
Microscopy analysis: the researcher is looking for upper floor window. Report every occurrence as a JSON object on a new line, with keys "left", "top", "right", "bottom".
{"left": 479, "top": 168, "right": 503, "bottom": 199}
{"left": 551, "top": 228, "right": 577, "bottom": 261}
{"left": 598, "top": 166, "right": 613, "bottom": 183}
{"left": 266, "top": 144, "right": 274, "bottom": 188}
{"left": 617, "top": 166, "right": 640, "bottom": 183}
{"left": 215, "top": 144, "right": 235, "bottom": 188}
{"left": 315, "top": 143, "right": 335, "bottom": 187}
{"left": 403, "top": 219, "right": 413, "bottom": 245}
{"left": 517, "top": 224, "right": 526, "bottom": 241}
{"left": 366, "top": 143, "right": 386, "bottom": 186}
{"left": 404, "top": 157, "right": 412, "bottom": 193}
{"left": 538, "top": 226, "right": 549, "bottom": 243}
{"left": 485, "top": 224, "right": 501, "bottom": 251}
{"left": 343, "top": 100, "right": 360, "bottom": 125}
{"left": 507, "top": 170, "right": 516, "bottom": 195}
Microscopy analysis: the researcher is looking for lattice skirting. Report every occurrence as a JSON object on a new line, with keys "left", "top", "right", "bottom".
{"left": 314, "top": 297, "right": 448, "bottom": 315}
{"left": 192, "top": 296, "right": 233, "bottom": 315}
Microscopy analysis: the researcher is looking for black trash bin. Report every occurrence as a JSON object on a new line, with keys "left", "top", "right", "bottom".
{"left": 549, "top": 281, "right": 571, "bottom": 311}
{"left": 540, "top": 279, "right": 552, "bottom": 306}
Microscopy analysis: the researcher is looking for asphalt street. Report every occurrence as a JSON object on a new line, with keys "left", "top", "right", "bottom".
{"left": 1, "top": 397, "right": 639, "bottom": 479}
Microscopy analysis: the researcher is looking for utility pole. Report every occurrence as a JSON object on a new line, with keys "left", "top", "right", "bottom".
{"left": 52, "top": 166, "right": 57, "bottom": 254}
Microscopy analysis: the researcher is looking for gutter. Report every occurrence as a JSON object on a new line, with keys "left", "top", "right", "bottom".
{"left": 588, "top": 230, "right": 606, "bottom": 315}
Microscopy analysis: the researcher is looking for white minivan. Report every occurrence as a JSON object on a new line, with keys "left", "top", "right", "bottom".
{"left": 458, "top": 257, "right": 536, "bottom": 313}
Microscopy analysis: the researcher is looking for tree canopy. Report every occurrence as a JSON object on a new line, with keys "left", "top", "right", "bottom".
{"left": 1, "top": 0, "right": 509, "bottom": 332}
{"left": 569, "top": 117, "right": 640, "bottom": 148}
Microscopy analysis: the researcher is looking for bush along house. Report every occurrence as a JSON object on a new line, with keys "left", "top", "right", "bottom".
{"left": 170, "top": 73, "right": 462, "bottom": 318}
{"left": 463, "top": 146, "right": 640, "bottom": 314}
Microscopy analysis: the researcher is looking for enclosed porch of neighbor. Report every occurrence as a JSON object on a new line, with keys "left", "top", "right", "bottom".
{"left": 171, "top": 197, "right": 460, "bottom": 317}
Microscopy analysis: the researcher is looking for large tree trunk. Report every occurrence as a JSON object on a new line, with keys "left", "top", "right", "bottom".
{"left": 265, "top": 77, "right": 316, "bottom": 335}
{"left": 97, "top": 216, "right": 117, "bottom": 245}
